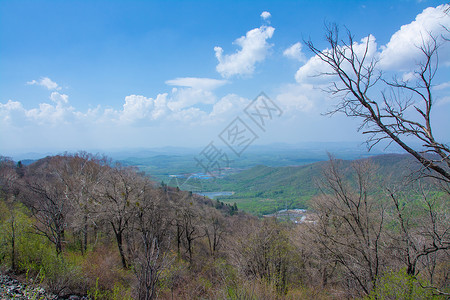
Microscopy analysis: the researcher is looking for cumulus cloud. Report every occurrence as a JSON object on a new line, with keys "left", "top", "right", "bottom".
{"left": 379, "top": 4, "right": 450, "bottom": 70}
{"left": 260, "top": 11, "right": 271, "bottom": 20}
{"left": 167, "top": 87, "right": 216, "bottom": 111}
{"left": 25, "top": 93, "right": 75, "bottom": 125}
{"left": 101, "top": 93, "right": 169, "bottom": 124}
{"left": 120, "top": 95, "right": 154, "bottom": 123}
{"left": 276, "top": 84, "right": 316, "bottom": 112}
{"left": 0, "top": 95, "right": 76, "bottom": 127}
{"left": 0, "top": 100, "right": 24, "bottom": 115}
{"left": 283, "top": 42, "right": 307, "bottom": 62}
{"left": 210, "top": 94, "right": 249, "bottom": 118}
{"left": 295, "top": 35, "right": 378, "bottom": 84}
{"left": 169, "top": 107, "right": 207, "bottom": 123}
{"left": 164, "top": 78, "right": 230, "bottom": 113}
{"left": 0, "top": 100, "right": 27, "bottom": 126}
{"left": 50, "top": 92, "right": 69, "bottom": 104}
{"left": 151, "top": 93, "right": 169, "bottom": 120}
{"left": 294, "top": 4, "right": 450, "bottom": 85}
{"left": 27, "top": 77, "right": 61, "bottom": 90}
{"left": 26, "top": 104, "right": 68, "bottom": 125}
{"left": 283, "top": 4, "right": 450, "bottom": 144}
{"left": 214, "top": 25, "right": 275, "bottom": 78}
{"left": 165, "top": 77, "right": 228, "bottom": 90}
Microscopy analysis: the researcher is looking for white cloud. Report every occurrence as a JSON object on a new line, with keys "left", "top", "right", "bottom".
{"left": 97, "top": 87, "right": 219, "bottom": 124}
{"left": 379, "top": 4, "right": 450, "bottom": 70}
{"left": 0, "top": 96, "right": 76, "bottom": 127}
{"left": 152, "top": 93, "right": 169, "bottom": 120}
{"left": 0, "top": 100, "right": 23, "bottom": 115}
{"left": 295, "top": 35, "right": 378, "bottom": 84}
{"left": 214, "top": 25, "right": 275, "bottom": 78}
{"left": 50, "top": 92, "right": 69, "bottom": 104}
{"left": 294, "top": 4, "right": 450, "bottom": 85}
{"left": 402, "top": 71, "right": 416, "bottom": 82}
{"left": 1, "top": 78, "right": 327, "bottom": 139}
{"left": 276, "top": 84, "right": 315, "bottom": 113}
{"left": 0, "top": 93, "right": 79, "bottom": 127}
{"left": 294, "top": 53, "right": 330, "bottom": 84}
{"left": 434, "top": 81, "right": 450, "bottom": 91}
{"left": 167, "top": 87, "right": 216, "bottom": 111}
{"left": 281, "top": 5, "right": 450, "bottom": 147}
{"left": 169, "top": 107, "right": 207, "bottom": 123}
{"left": 120, "top": 95, "right": 154, "bottom": 123}
{"left": 283, "top": 42, "right": 307, "bottom": 62}
{"left": 164, "top": 78, "right": 229, "bottom": 113}
{"left": 437, "top": 96, "right": 450, "bottom": 106}
{"left": 210, "top": 94, "right": 249, "bottom": 119}
{"left": 165, "top": 77, "right": 228, "bottom": 90}
{"left": 0, "top": 100, "right": 26, "bottom": 126}
{"left": 25, "top": 97, "right": 75, "bottom": 125}
{"left": 101, "top": 93, "right": 169, "bottom": 124}
{"left": 27, "top": 77, "right": 61, "bottom": 91}
{"left": 260, "top": 11, "right": 271, "bottom": 21}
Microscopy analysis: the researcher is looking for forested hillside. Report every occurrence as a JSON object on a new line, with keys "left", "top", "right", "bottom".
{"left": 0, "top": 152, "right": 448, "bottom": 299}
{"left": 204, "top": 153, "right": 421, "bottom": 215}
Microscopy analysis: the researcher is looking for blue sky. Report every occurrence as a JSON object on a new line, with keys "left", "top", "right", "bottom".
{"left": 1, "top": 0, "right": 449, "bottom": 155}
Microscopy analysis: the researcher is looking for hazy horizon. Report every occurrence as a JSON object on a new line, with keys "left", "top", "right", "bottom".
{"left": 3, "top": 140, "right": 413, "bottom": 162}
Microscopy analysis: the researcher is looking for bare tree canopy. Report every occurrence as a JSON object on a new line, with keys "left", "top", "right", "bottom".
{"left": 305, "top": 21, "right": 450, "bottom": 182}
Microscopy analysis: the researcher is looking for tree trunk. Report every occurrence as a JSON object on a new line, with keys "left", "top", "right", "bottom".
{"left": 10, "top": 218, "right": 15, "bottom": 271}
{"left": 176, "top": 224, "right": 182, "bottom": 257}
{"left": 116, "top": 231, "right": 127, "bottom": 268}
{"left": 83, "top": 213, "right": 88, "bottom": 253}
{"left": 56, "top": 233, "right": 62, "bottom": 255}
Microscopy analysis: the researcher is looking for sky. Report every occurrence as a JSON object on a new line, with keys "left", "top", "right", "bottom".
{"left": 1, "top": 0, "right": 449, "bottom": 156}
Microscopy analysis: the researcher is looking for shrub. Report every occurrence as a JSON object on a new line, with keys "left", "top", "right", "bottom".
{"left": 366, "top": 269, "right": 434, "bottom": 300}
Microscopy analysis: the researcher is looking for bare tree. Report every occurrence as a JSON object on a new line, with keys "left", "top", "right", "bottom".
{"left": 310, "top": 158, "right": 386, "bottom": 296}
{"left": 202, "top": 208, "right": 227, "bottom": 258}
{"left": 131, "top": 183, "right": 173, "bottom": 300}
{"left": 99, "top": 164, "right": 140, "bottom": 268}
{"left": 386, "top": 183, "right": 449, "bottom": 291}
{"left": 56, "top": 152, "right": 107, "bottom": 254}
{"left": 179, "top": 195, "right": 203, "bottom": 264}
{"left": 305, "top": 23, "right": 450, "bottom": 182}
{"left": 23, "top": 156, "right": 70, "bottom": 255}
{"left": 0, "top": 156, "right": 17, "bottom": 198}
{"left": 294, "top": 223, "right": 339, "bottom": 290}
{"left": 0, "top": 157, "right": 21, "bottom": 270}
{"left": 231, "top": 218, "right": 297, "bottom": 295}
{"left": 306, "top": 19, "right": 450, "bottom": 296}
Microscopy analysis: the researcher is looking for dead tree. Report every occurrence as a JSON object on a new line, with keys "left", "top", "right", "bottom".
{"left": 305, "top": 24, "right": 450, "bottom": 182}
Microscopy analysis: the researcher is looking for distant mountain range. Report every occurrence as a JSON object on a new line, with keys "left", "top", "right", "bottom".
{"left": 4, "top": 141, "right": 400, "bottom": 162}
